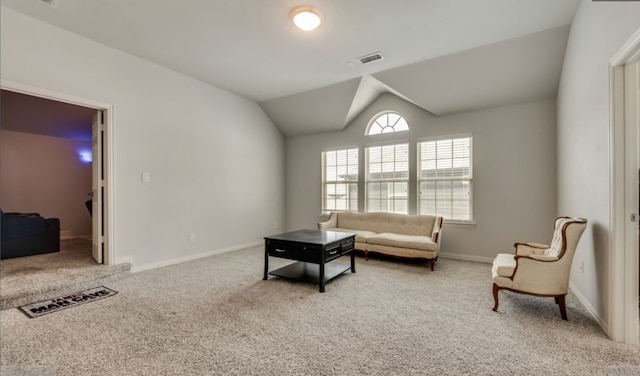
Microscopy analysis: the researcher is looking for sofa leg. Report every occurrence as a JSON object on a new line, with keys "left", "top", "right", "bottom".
{"left": 492, "top": 283, "right": 500, "bottom": 312}
{"left": 555, "top": 295, "right": 568, "bottom": 320}
{"left": 428, "top": 258, "right": 435, "bottom": 271}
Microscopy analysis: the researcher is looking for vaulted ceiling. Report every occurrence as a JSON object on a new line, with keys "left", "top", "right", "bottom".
{"left": 1, "top": 0, "right": 581, "bottom": 137}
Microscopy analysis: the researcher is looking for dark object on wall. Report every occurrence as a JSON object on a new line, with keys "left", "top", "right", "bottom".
{"left": 0, "top": 210, "right": 60, "bottom": 259}
{"left": 85, "top": 199, "right": 92, "bottom": 217}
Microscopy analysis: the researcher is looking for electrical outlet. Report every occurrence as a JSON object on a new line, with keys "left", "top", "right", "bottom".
{"left": 189, "top": 233, "right": 196, "bottom": 243}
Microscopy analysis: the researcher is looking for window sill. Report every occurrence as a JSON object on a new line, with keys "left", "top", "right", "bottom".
{"left": 443, "top": 220, "right": 476, "bottom": 228}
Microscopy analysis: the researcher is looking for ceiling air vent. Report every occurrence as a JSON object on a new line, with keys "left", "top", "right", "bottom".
{"left": 358, "top": 52, "right": 384, "bottom": 65}
{"left": 38, "top": 0, "right": 60, "bottom": 7}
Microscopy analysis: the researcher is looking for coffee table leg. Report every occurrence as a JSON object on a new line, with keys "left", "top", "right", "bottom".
{"left": 319, "top": 263, "right": 325, "bottom": 293}
{"left": 351, "top": 250, "right": 356, "bottom": 273}
{"left": 263, "top": 243, "right": 269, "bottom": 280}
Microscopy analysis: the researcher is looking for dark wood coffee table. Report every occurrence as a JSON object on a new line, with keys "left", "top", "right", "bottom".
{"left": 263, "top": 229, "right": 356, "bottom": 292}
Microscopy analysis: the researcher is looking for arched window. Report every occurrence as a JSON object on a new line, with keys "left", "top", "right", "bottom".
{"left": 366, "top": 111, "right": 409, "bottom": 135}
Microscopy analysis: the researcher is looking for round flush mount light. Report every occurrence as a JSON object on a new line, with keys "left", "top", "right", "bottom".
{"left": 291, "top": 7, "right": 321, "bottom": 31}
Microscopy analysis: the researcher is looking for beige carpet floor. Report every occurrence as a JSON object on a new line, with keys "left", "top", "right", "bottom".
{"left": 1, "top": 245, "right": 639, "bottom": 375}
{"left": 0, "top": 238, "right": 131, "bottom": 310}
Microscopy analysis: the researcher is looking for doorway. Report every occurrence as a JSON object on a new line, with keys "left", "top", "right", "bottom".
{"left": 0, "top": 80, "right": 115, "bottom": 265}
{"left": 610, "top": 30, "right": 640, "bottom": 344}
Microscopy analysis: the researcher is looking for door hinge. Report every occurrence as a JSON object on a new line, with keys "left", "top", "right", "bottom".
{"left": 631, "top": 213, "right": 639, "bottom": 222}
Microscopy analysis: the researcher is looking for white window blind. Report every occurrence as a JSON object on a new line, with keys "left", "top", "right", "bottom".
{"left": 366, "top": 143, "right": 409, "bottom": 214}
{"left": 322, "top": 148, "right": 358, "bottom": 214}
{"left": 418, "top": 136, "right": 473, "bottom": 221}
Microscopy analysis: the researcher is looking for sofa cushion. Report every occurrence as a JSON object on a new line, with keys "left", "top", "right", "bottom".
{"left": 327, "top": 228, "right": 376, "bottom": 244}
{"left": 337, "top": 212, "right": 435, "bottom": 236}
{"left": 366, "top": 233, "right": 437, "bottom": 251}
{"left": 492, "top": 253, "right": 517, "bottom": 277}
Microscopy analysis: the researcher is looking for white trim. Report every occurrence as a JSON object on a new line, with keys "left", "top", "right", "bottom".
{"left": 1, "top": 79, "right": 110, "bottom": 109}
{"left": 364, "top": 138, "right": 410, "bottom": 148}
{"left": 130, "top": 241, "right": 262, "bottom": 273}
{"left": 114, "top": 256, "right": 133, "bottom": 266}
{"left": 321, "top": 145, "right": 359, "bottom": 153}
{"left": 608, "top": 25, "right": 640, "bottom": 344}
{"left": 417, "top": 133, "right": 474, "bottom": 143}
{"left": 0, "top": 79, "right": 117, "bottom": 266}
{"left": 443, "top": 220, "right": 476, "bottom": 227}
{"left": 569, "top": 281, "right": 609, "bottom": 335}
{"left": 365, "top": 110, "right": 410, "bottom": 136}
{"left": 439, "top": 252, "right": 493, "bottom": 264}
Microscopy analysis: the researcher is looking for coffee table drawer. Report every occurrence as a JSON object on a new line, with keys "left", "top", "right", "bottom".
{"left": 325, "top": 244, "right": 341, "bottom": 261}
{"left": 293, "top": 244, "right": 322, "bottom": 263}
{"left": 341, "top": 238, "right": 354, "bottom": 254}
{"left": 267, "top": 240, "right": 296, "bottom": 259}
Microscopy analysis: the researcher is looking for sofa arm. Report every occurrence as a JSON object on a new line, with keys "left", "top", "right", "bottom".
{"left": 318, "top": 212, "right": 337, "bottom": 230}
{"left": 514, "top": 242, "right": 548, "bottom": 256}
{"left": 431, "top": 216, "right": 443, "bottom": 245}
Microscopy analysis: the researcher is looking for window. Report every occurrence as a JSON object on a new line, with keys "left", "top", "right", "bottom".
{"left": 366, "top": 111, "right": 409, "bottom": 135}
{"left": 322, "top": 148, "right": 358, "bottom": 214}
{"left": 366, "top": 143, "right": 409, "bottom": 213}
{"left": 418, "top": 136, "right": 472, "bottom": 222}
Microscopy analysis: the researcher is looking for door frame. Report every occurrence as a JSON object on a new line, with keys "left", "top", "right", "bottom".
{"left": 1, "top": 79, "right": 116, "bottom": 265}
{"left": 609, "top": 27, "right": 640, "bottom": 344}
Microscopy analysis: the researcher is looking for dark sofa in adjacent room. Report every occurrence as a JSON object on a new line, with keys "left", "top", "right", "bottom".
{"left": 0, "top": 210, "right": 60, "bottom": 259}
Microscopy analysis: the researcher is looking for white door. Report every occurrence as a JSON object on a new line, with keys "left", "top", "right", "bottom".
{"left": 92, "top": 110, "right": 104, "bottom": 263}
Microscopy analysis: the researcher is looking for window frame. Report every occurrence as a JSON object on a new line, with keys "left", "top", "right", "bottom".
{"left": 321, "top": 147, "right": 359, "bottom": 215}
{"left": 365, "top": 111, "right": 410, "bottom": 135}
{"left": 365, "top": 141, "right": 410, "bottom": 214}
{"left": 417, "top": 134, "right": 474, "bottom": 224}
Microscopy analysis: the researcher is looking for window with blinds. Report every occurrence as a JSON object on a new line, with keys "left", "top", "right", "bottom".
{"left": 418, "top": 136, "right": 473, "bottom": 222}
{"left": 366, "top": 143, "right": 409, "bottom": 214}
{"left": 322, "top": 148, "right": 358, "bottom": 214}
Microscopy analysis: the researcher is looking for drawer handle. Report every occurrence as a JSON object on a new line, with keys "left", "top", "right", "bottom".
{"left": 328, "top": 249, "right": 338, "bottom": 255}
{"left": 275, "top": 248, "right": 286, "bottom": 253}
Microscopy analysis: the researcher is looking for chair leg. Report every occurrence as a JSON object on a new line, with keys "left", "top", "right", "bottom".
{"left": 555, "top": 295, "right": 568, "bottom": 320}
{"left": 428, "top": 258, "right": 435, "bottom": 271}
{"left": 492, "top": 283, "right": 500, "bottom": 312}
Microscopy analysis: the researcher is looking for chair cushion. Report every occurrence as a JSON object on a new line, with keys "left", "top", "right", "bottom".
{"left": 493, "top": 253, "right": 517, "bottom": 277}
{"left": 545, "top": 217, "right": 573, "bottom": 258}
{"left": 326, "top": 228, "right": 377, "bottom": 244}
{"left": 366, "top": 233, "right": 437, "bottom": 251}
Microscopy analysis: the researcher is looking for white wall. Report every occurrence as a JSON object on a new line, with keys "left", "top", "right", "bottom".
{"left": 0, "top": 8, "right": 285, "bottom": 269}
{"left": 557, "top": 0, "right": 640, "bottom": 329}
{"left": 286, "top": 94, "right": 557, "bottom": 261}
{"left": 0, "top": 130, "right": 92, "bottom": 236}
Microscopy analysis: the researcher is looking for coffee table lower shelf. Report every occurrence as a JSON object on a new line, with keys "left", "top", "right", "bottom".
{"left": 268, "top": 261, "right": 352, "bottom": 287}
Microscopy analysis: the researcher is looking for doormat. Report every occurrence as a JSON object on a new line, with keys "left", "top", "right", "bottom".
{"left": 19, "top": 286, "right": 118, "bottom": 318}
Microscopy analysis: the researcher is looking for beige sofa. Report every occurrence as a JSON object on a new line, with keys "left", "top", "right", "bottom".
{"left": 318, "top": 212, "right": 443, "bottom": 270}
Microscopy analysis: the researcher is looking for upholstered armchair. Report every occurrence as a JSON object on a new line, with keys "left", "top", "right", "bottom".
{"left": 491, "top": 217, "right": 587, "bottom": 320}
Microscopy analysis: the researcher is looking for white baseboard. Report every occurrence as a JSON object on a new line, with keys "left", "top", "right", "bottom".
{"left": 130, "top": 241, "right": 262, "bottom": 273}
{"left": 60, "top": 230, "right": 72, "bottom": 240}
{"left": 569, "top": 281, "right": 609, "bottom": 336}
{"left": 60, "top": 232, "right": 92, "bottom": 240}
{"left": 439, "top": 252, "right": 494, "bottom": 264}
{"left": 114, "top": 256, "right": 133, "bottom": 266}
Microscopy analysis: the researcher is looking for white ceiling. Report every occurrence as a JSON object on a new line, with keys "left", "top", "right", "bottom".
{"left": 0, "top": 0, "right": 581, "bottom": 136}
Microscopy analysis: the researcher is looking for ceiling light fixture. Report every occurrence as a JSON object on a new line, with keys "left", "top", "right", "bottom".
{"left": 291, "top": 7, "right": 321, "bottom": 31}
